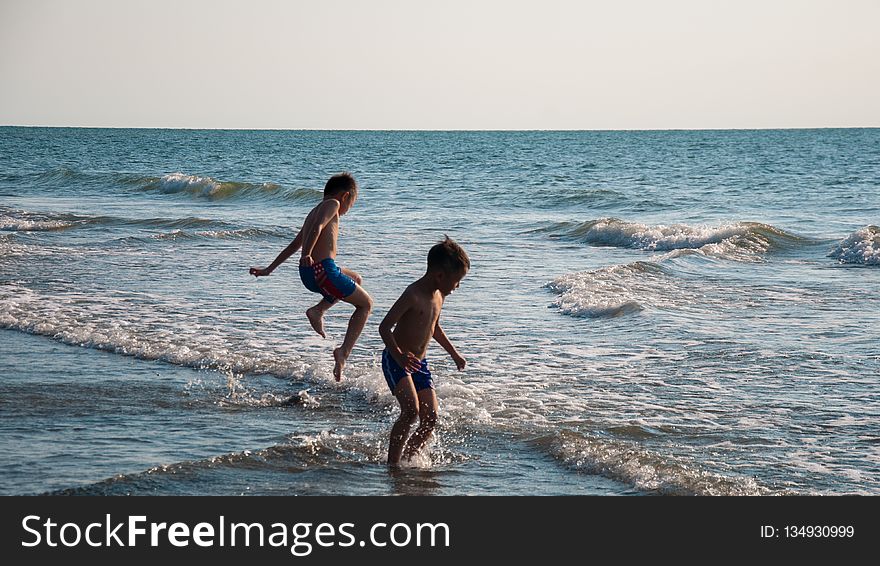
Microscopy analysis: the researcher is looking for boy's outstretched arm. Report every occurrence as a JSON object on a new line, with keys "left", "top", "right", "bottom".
{"left": 379, "top": 292, "right": 423, "bottom": 373}
{"left": 299, "top": 200, "right": 339, "bottom": 266}
{"left": 250, "top": 230, "right": 302, "bottom": 277}
{"left": 433, "top": 322, "right": 466, "bottom": 370}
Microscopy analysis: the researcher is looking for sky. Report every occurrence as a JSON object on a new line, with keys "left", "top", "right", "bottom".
{"left": 1, "top": 0, "right": 878, "bottom": 130}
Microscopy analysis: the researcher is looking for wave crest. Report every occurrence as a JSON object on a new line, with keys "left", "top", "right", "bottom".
{"left": 0, "top": 207, "right": 229, "bottom": 233}
{"left": 828, "top": 225, "right": 880, "bottom": 266}
{"left": 141, "top": 227, "right": 287, "bottom": 242}
{"left": 535, "top": 430, "right": 771, "bottom": 495}
{"left": 5, "top": 167, "right": 322, "bottom": 203}
{"left": 537, "top": 217, "right": 808, "bottom": 261}
{"left": 45, "top": 431, "right": 388, "bottom": 495}
{"left": 0, "top": 215, "right": 77, "bottom": 232}
{"left": 139, "top": 172, "right": 322, "bottom": 202}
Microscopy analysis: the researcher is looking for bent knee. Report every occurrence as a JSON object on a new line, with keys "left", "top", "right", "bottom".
{"left": 348, "top": 290, "right": 373, "bottom": 312}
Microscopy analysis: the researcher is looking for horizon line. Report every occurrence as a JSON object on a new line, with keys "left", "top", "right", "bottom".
{"left": 2, "top": 124, "right": 879, "bottom": 133}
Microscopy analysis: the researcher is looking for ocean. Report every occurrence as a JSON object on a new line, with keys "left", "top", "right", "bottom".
{"left": 1, "top": 127, "right": 878, "bottom": 495}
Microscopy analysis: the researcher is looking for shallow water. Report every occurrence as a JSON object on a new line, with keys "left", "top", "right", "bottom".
{"left": 1, "top": 127, "right": 878, "bottom": 495}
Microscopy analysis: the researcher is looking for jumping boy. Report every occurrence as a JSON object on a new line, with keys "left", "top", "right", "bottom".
{"left": 378, "top": 237, "right": 469, "bottom": 465}
{"left": 250, "top": 173, "right": 373, "bottom": 380}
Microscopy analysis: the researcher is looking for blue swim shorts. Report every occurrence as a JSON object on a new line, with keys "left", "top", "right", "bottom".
{"left": 381, "top": 348, "right": 433, "bottom": 392}
{"left": 299, "top": 258, "right": 356, "bottom": 304}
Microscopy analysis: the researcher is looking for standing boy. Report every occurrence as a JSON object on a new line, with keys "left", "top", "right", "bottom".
{"left": 378, "top": 237, "right": 469, "bottom": 465}
{"left": 250, "top": 173, "right": 373, "bottom": 380}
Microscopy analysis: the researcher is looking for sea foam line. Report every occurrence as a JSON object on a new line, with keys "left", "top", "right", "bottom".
{"left": 0, "top": 284, "right": 487, "bottom": 426}
{"left": 537, "top": 430, "right": 772, "bottom": 496}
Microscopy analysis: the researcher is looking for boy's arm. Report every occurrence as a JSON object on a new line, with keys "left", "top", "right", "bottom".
{"left": 299, "top": 200, "right": 339, "bottom": 266}
{"left": 433, "top": 322, "right": 466, "bottom": 370}
{"left": 378, "top": 292, "right": 423, "bottom": 373}
{"left": 249, "top": 230, "right": 302, "bottom": 277}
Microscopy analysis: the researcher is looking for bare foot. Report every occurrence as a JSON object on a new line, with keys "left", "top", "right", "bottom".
{"left": 333, "top": 347, "right": 347, "bottom": 381}
{"left": 306, "top": 307, "right": 326, "bottom": 338}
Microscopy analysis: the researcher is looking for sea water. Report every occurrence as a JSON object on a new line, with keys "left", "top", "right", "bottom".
{"left": 1, "top": 127, "right": 878, "bottom": 495}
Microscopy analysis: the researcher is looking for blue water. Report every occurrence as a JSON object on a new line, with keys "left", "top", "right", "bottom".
{"left": 1, "top": 127, "right": 878, "bottom": 495}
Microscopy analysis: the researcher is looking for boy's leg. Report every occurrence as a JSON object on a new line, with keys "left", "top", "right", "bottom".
{"left": 389, "top": 377, "right": 419, "bottom": 466}
{"left": 306, "top": 298, "right": 334, "bottom": 338}
{"left": 402, "top": 389, "right": 438, "bottom": 461}
{"left": 339, "top": 267, "right": 362, "bottom": 285}
{"left": 332, "top": 284, "right": 373, "bottom": 380}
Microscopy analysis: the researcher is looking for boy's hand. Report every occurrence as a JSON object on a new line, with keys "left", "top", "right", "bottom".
{"left": 452, "top": 353, "right": 466, "bottom": 371}
{"left": 300, "top": 254, "right": 314, "bottom": 267}
{"left": 394, "top": 350, "right": 423, "bottom": 374}
{"left": 249, "top": 267, "right": 271, "bottom": 277}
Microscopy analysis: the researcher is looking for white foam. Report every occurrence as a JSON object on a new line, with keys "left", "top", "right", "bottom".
{"left": 0, "top": 284, "right": 310, "bottom": 378}
{"left": 153, "top": 172, "right": 224, "bottom": 196}
{"left": 546, "top": 430, "right": 771, "bottom": 495}
{"left": 545, "top": 262, "right": 673, "bottom": 318}
{"left": 144, "top": 173, "right": 298, "bottom": 201}
{"left": 0, "top": 284, "right": 490, "bottom": 431}
{"left": 581, "top": 218, "right": 752, "bottom": 251}
{"left": 558, "top": 218, "right": 802, "bottom": 262}
{"left": 828, "top": 225, "right": 880, "bottom": 265}
{"left": 0, "top": 213, "right": 77, "bottom": 232}
{"left": 149, "top": 227, "right": 282, "bottom": 240}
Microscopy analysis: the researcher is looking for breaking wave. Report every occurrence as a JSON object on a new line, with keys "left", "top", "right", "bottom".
{"left": 544, "top": 261, "right": 671, "bottom": 318}
{"left": 135, "top": 172, "right": 322, "bottom": 202}
{"left": 534, "top": 430, "right": 772, "bottom": 496}
{"left": 536, "top": 217, "right": 810, "bottom": 261}
{"left": 0, "top": 207, "right": 288, "bottom": 243}
{"left": 1, "top": 206, "right": 227, "bottom": 232}
{"left": 828, "top": 225, "right": 880, "bottom": 266}
{"left": 4, "top": 166, "right": 322, "bottom": 202}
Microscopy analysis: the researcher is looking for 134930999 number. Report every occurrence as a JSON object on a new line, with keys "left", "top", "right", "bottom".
{"left": 784, "top": 525, "right": 854, "bottom": 538}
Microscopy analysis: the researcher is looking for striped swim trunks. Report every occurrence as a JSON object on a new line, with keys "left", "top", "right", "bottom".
{"left": 299, "top": 258, "right": 357, "bottom": 304}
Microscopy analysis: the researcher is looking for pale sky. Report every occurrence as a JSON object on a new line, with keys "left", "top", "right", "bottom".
{"left": 1, "top": 0, "right": 878, "bottom": 129}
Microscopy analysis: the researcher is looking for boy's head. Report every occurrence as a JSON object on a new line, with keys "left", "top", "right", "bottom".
{"left": 427, "top": 236, "right": 470, "bottom": 296}
{"left": 324, "top": 172, "right": 358, "bottom": 215}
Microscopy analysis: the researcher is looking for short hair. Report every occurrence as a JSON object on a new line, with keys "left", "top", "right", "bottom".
{"left": 427, "top": 236, "right": 470, "bottom": 274}
{"left": 324, "top": 172, "right": 358, "bottom": 197}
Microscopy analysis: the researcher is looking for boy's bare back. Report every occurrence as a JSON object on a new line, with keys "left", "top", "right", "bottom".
{"left": 299, "top": 199, "right": 340, "bottom": 263}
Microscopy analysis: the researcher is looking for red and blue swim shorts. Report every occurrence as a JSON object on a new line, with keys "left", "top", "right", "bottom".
{"left": 299, "top": 258, "right": 356, "bottom": 304}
